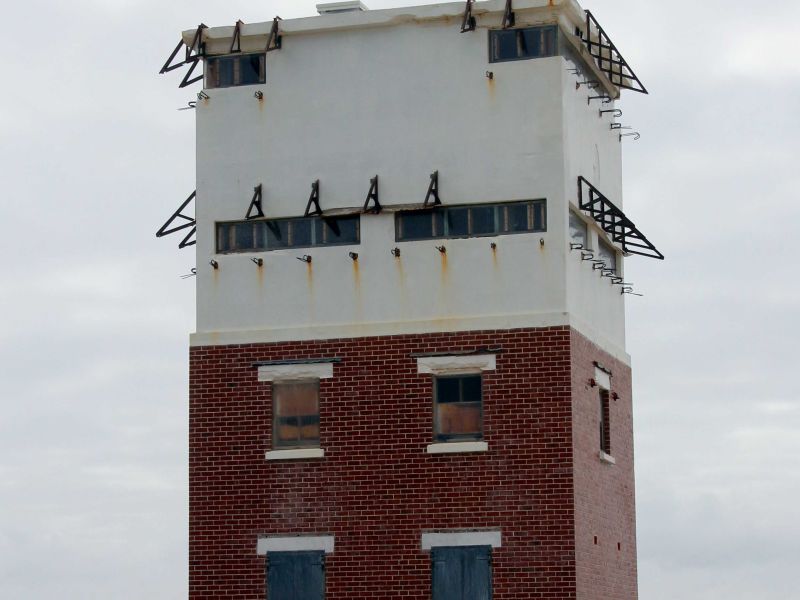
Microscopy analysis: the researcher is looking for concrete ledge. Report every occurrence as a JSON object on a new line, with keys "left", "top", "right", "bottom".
{"left": 598, "top": 451, "right": 616, "bottom": 465}
{"left": 426, "top": 441, "right": 488, "bottom": 454}
{"left": 421, "top": 530, "right": 502, "bottom": 551}
{"left": 257, "top": 535, "right": 334, "bottom": 555}
{"left": 266, "top": 448, "right": 325, "bottom": 461}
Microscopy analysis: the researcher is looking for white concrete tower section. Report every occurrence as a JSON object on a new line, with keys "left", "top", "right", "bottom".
{"left": 187, "top": 0, "right": 649, "bottom": 363}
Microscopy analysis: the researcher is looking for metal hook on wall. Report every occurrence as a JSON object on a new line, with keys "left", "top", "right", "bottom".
{"left": 620, "top": 132, "right": 641, "bottom": 141}
{"left": 570, "top": 243, "right": 584, "bottom": 251}
{"left": 588, "top": 95, "right": 611, "bottom": 104}
{"left": 610, "top": 123, "right": 631, "bottom": 130}
{"left": 581, "top": 251, "right": 595, "bottom": 261}
{"left": 600, "top": 108, "right": 623, "bottom": 118}
{"left": 197, "top": 90, "right": 210, "bottom": 100}
{"left": 177, "top": 101, "right": 197, "bottom": 111}
{"left": 577, "top": 80, "right": 600, "bottom": 90}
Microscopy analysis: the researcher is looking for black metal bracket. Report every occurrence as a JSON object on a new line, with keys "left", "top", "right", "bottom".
{"left": 304, "top": 180, "right": 322, "bottom": 217}
{"left": 578, "top": 176, "right": 663, "bottom": 259}
{"left": 423, "top": 171, "right": 441, "bottom": 207}
{"left": 502, "top": 0, "right": 515, "bottom": 29}
{"left": 159, "top": 24, "right": 208, "bottom": 89}
{"left": 599, "top": 108, "right": 623, "bottom": 118}
{"left": 461, "top": 0, "right": 476, "bottom": 32}
{"left": 363, "top": 175, "right": 381, "bottom": 213}
{"left": 581, "top": 11, "right": 647, "bottom": 94}
{"left": 245, "top": 184, "right": 264, "bottom": 220}
{"left": 156, "top": 190, "right": 197, "bottom": 249}
{"left": 266, "top": 16, "right": 283, "bottom": 52}
{"left": 230, "top": 20, "right": 243, "bottom": 53}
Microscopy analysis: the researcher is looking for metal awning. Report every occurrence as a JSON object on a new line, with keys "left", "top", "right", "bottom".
{"left": 578, "top": 176, "right": 663, "bottom": 260}
{"left": 580, "top": 11, "right": 647, "bottom": 94}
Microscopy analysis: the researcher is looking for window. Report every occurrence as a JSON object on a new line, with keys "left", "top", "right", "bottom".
{"left": 217, "top": 215, "right": 360, "bottom": 253}
{"left": 395, "top": 201, "right": 545, "bottom": 242}
{"left": 267, "top": 551, "right": 325, "bottom": 600}
{"left": 599, "top": 389, "right": 611, "bottom": 455}
{"left": 273, "top": 381, "right": 320, "bottom": 449}
{"left": 206, "top": 53, "right": 266, "bottom": 88}
{"left": 598, "top": 239, "right": 618, "bottom": 273}
{"left": 569, "top": 210, "right": 588, "bottom": 248}
{"left": 434, "top": 375, "right": 483, "bottom": 442}
{"left": 432, "top": 546, "right": 492, "bottom": 600}
{"left": 489, "top": 25, "right": 558, "bottom": 63}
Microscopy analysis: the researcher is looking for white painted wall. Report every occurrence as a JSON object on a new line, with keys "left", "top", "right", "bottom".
{"left": 191, "top": 1, "right": 630, "bottom": 359}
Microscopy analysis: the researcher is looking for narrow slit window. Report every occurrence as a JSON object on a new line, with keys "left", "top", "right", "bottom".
{"left": 490, "top": 26, "right": 559, "bottom": 63}
{"left": 205, "top": 53, "right": 266, "bottom": 89}
{"left": 396, "top": 200, "right": 545, "bottom": 242}
{"left": 217, "top": 215, "right": 360, "bottom": 253}
{"left": 599, "top": 389, "right": 611, "bottom": 455}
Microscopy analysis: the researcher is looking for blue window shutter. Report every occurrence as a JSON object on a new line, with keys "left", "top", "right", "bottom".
{"left": 267, "top": 551, "right": 325, "bottom": 600}
{"left": 432, "top": 546, "right": 492, "bottom": 600}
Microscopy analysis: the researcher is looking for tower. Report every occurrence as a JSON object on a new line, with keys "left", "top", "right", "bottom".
{"left": 156, "top": 1, "right": 662, "bottom": 598}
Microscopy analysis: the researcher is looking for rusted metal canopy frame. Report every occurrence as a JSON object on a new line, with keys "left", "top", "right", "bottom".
{"left": 159, "top": 24, "right": 208, "bottom": 89}
{"left": 578, "top": 177, "right": 663, "bottom": 259}
{"left": 230, "top": 20, "right": 244, "bottom": 53}
{"left": 423, "top": 171, "right": 441, "bottom": 207}
{"left": 245, "top": 184, "right": 264, "bottom": 220}
{"left": 363, "top": 175, "right": 381, "bottom": 213}
{"left": 304, "top": 180, "right": 322, "bottom": 217}
{"left": 461, "top": 0, "right": 476, "bottom": 32}
{"left": 156, "top": 190, "right": 197, "bottom": 249}
{"left": 502, "top": 0, "right": 515, "bottom": 29}
{"left": 266, "top": 16, "right": 283, "bottom": 52}
{"left": 581, "top": 11, "right": 647, "bottom": 94}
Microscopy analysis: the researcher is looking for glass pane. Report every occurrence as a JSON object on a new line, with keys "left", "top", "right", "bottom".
{"left": 505, "top": 203, "right": 529, "bottom": 232}
{"left": 598, "top": 240, "right": 617, "bottom": 272}
{"left": 532, "top": 201, "right": 545, "bottom": 231}
{"left": 446, "top": 207, "right": 469, "bottom": 237}
{"left": 216, "top": 224, "right": 229, "bottom": 252}
{"left": 399, "top": 211, "right": 437, "bottom": 240}
{"left": 317, "top": 216, "right": 359, "bottom": 245}
{"left": 470, "top": 206, "right": 495, "bottom": 235}
{"left": 290, "top": 219, "right": 313, "bottom": 247}
{"left": 266, "top": 220, "right": 289, "bottom": 248}
{"left": 541, "top": 26, "right": 557, "bottom": 56}
{"left": 461, "top": 375, "right": 482, "bottom": 403}
{"left": 274, "top": 382, "right": 319, "bottom": 447}
{"left": 436, "top": 378, "right": 461, "bottom": 404}
{"left": 569, "top": 211, "right": 588, "bottom": 246}
{"left": 491, "top": 30, "right": 518, "bottom": 62}
{"left": 239, "top": 54, "right": 264, "bottom": 85}
{"left": 218, "top": 57, "right": 235, "bottom": 87}
{"left": 233, "top": 222, "right": 256, "bottom": 250}
{"left": 436, "top": 403, "right": 482, "bottom": 437}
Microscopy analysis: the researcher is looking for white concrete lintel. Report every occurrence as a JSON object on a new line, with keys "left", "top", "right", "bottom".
{"left": 266, "top": 448, "right": 325, "bottom": 461}
{"left": 258, "top": 362, "right": 334, "bottom": 382}
{"left": 257, "top": 535, "right": 335, "bottom": 555}
{"left": 417, "top": 354, "right": 496, "bottom": 375}
{"left": 426, "top": 441, "right": 489, "bottom": 454}
{"left": 421, "top": 530, "right": 502, "bottom": 551}
{"left": 594, "top": 367, "right": 611, "bottom": 390}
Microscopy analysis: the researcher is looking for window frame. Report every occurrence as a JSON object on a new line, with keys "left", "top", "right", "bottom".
{"left": 433, "top": 374, "right": 484, "bottom": 443}
{"left": 599, "top": 388, "right": 611, "bottom": 456}
{"left": 205, "top": 52, "right": 266, "bottom": 89}
{"left": 488, "top": 25, "right": 559, "bottom": 64}
{"left": 216, "top": 214, "right": 361, "bottom": 254}
{"left": 271, "top": 379, "right": 321, "bottom": 450}
{"left": 395, "top": 200, "right": 546, "bottom": 243}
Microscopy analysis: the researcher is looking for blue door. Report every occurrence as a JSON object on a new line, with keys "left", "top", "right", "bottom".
{"left": 267, "top": 551, "right": 325, "bottom": 600}
{"left": 432, "top": 546, "right": 492, "bottom": 600}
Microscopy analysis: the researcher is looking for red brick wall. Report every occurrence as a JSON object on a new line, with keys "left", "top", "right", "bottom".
{"left": 188, "top": 326, "right": 636, "bottom": 599}
{"left": 570, "top": 330, "right": 637, "bottom": 600}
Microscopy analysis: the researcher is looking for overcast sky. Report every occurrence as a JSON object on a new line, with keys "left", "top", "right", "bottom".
{"left": 0, "top": 0, "right": 798, "bottom": 598}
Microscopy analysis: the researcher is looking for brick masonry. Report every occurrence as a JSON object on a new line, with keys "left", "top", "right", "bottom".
{"left": 188, "top": 326, "right": 636, "bottom": 599}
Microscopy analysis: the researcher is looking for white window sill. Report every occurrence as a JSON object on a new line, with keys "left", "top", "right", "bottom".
{"left": 598, "top": 451, "right": 616, "bottom": 465}
{"left": 265, "top": 448, "right": 325, "bottom": 461}
{"left": 426, "top": 441, "right": 488, "bottom": 454}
